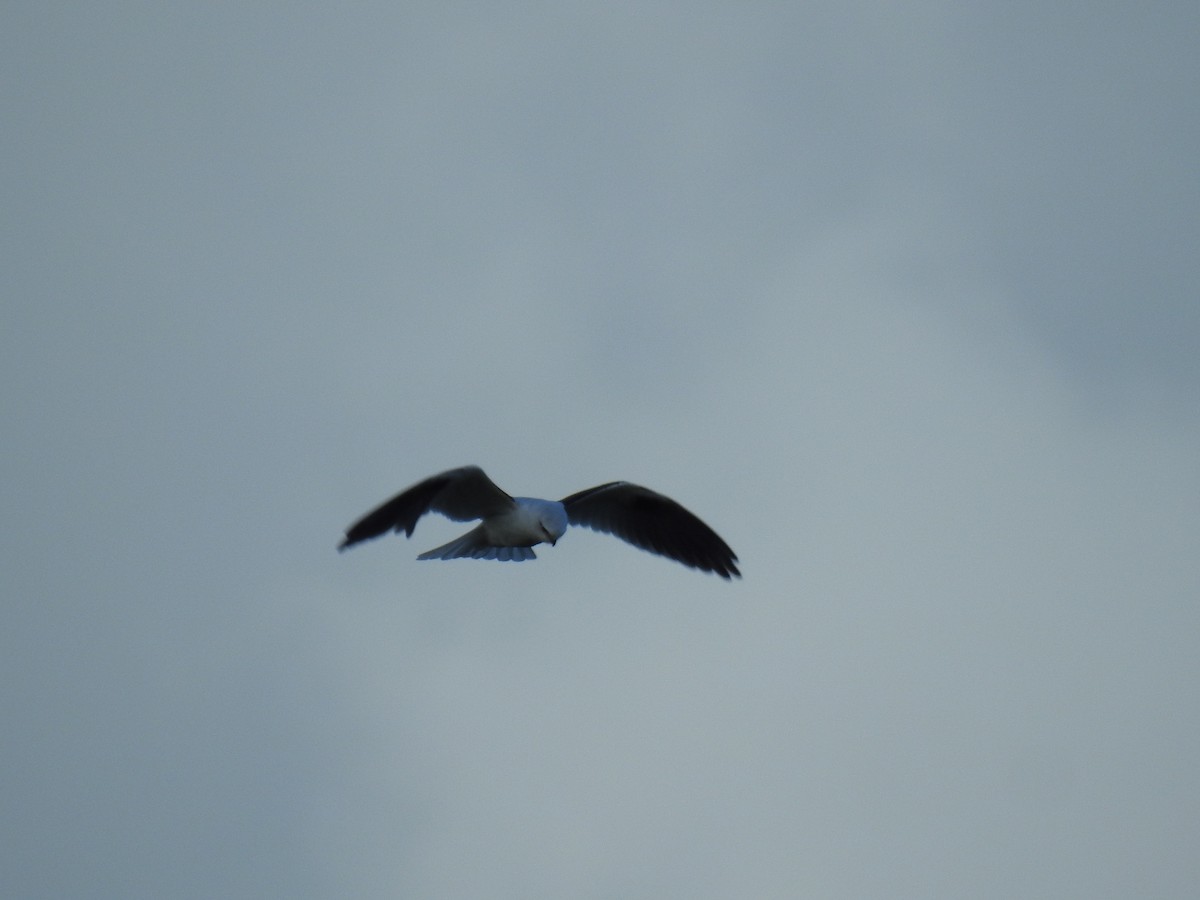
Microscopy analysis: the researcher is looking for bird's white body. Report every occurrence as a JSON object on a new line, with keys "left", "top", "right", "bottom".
{"left": 416, "top": 498, "right": 568, "bottom": 562}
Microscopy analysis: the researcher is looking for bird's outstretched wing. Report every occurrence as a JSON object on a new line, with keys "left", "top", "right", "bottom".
{"left": 561, "top": 482, "right": 740, "bottom": 579}
{"left": 339, "top": 466, "right": 514, "bottom": 551}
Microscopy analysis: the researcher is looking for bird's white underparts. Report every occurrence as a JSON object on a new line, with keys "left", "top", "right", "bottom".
{"left": 339, "top": 465, "right": 739, "bottom": 579}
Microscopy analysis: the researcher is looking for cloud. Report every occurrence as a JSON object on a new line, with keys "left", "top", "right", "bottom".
{"left": 3, "top": 3, "right": 1197, "bottom": 898}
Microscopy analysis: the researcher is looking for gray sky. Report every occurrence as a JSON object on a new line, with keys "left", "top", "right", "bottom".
{"left": 4, "top": 4, "right": 1198, "bottom": 898}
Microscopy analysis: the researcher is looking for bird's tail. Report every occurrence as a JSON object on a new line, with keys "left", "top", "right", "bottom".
{"left": 417, "top": 527, "right": 538, "bottom": 562}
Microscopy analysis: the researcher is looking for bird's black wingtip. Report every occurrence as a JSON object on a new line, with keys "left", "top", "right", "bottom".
{"left": 706, "top": 553, "right": 740, "bottom": 579}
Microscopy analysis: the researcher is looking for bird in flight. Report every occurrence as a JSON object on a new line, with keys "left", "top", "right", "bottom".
{"left": 339, "top": 465, "right": 739, "bottom": 579}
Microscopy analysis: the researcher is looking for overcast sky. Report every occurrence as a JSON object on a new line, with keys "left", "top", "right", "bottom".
{"left": 3, "top": 4, "right": 1198, "bottom": 898}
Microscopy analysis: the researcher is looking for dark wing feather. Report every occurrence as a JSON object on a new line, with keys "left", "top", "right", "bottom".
{"left": 339, "top": 466, "right": 514, "bottom": 551}
{"left": 561, "top": 482, "right": 740, "bottom": 579}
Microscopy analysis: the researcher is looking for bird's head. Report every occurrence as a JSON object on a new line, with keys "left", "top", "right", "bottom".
{"left": 538, "top": 505, "right": 569, "bottom": 546}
